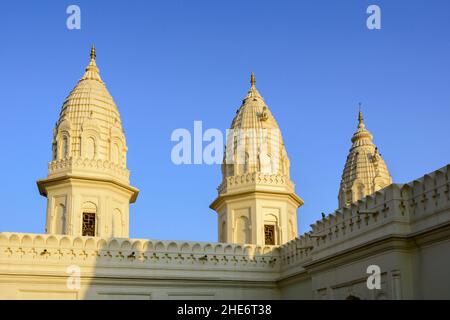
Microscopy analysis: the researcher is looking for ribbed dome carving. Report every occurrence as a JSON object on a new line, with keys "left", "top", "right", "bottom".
{"left": 219, "top": 73, "right": 292, "bottom": 194}
{"left": 49, "top": 46, "right": 129, "bottom": 183}
{"left": 338, "top": 110, "right": 392, "bottom": 208}
{"left": 211, "top": 74, "right": 303, "bottom": 246}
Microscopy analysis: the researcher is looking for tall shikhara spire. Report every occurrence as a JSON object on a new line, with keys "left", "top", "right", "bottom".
{"left": 210, "top": 73, "right": 303, "bottom": 246}
{"left": 338, "top": 108, "right": 392, "bottom": 208}
{"left": 37, "top": 46, "right": 139, "bottom": 238}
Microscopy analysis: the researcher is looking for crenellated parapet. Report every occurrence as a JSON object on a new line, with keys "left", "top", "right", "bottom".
{"left": 292, "top": 164, "right": 450, "bottom": 262}
{"left": 0, "top": 233, "right": 280, "bottom": 274}
{"left": 403, "top": 165, "right": 450, "bottom": 220}
{"left": 278, "top": 234, "right": 314, "bottom": 270}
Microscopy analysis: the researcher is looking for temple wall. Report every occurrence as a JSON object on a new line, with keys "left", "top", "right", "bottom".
{"left": 0, "top": 235, "right": 280, "bottom": 299}
{"left": 1, "top": 165, "right": 449, "bottom": 300}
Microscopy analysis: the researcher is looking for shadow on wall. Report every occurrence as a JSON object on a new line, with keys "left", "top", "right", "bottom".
{"left": 81, "top": 237, "right": 280, "bottom": 300}
{"left": 0, "top": 233, "right": 282, "bottom": 300}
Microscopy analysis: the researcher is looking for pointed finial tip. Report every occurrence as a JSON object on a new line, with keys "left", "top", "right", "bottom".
{"left": 250, "top": 72, "right": 255, "bottom": 86}
{"left": 90, "top": 44, "right": 96, "bottom": 60}
{"left": 358, "top": 103, "right": 364, "bottom": 127}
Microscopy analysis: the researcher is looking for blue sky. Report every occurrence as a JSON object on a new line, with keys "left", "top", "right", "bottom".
{"left": 0, "top": 0, "right": 449, "bottom": 242}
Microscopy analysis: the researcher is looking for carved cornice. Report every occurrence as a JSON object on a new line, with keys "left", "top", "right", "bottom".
{"left": 217, "top": 173, "right": 295, "bottom": 195}
{"left": 48, "top": 157, "right": 130, "bottom": 183}
{"left": 37, "top": 174, "right": 139, "bottom": 203}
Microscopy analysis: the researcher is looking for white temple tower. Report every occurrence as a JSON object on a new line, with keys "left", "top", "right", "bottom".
{"left": 210, "top": 73, "right": 303, "bottom": 246}
{"left": 37, "top": 46, "right": 139, "bottom": 238}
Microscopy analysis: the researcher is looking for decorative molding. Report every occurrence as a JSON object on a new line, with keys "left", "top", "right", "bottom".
{"left": 218, "top": 173, "right": 294, "bottom": 195}
{"left": 0, "top": 233, "right": 279, "bottom": 270}
{"left": 48, "top": 157, "right": 130, "bottom": 182}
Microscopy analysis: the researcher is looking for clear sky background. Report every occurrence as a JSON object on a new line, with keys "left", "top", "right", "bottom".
{"left": 0, "top": 0, "right": 449, "bottom": 242}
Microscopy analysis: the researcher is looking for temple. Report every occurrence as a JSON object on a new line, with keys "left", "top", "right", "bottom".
{"left": 338, "top": 107, "right": 392, "bottom": 208}
{"left": 0, "top": 48, "right": 449, "bottom": 300}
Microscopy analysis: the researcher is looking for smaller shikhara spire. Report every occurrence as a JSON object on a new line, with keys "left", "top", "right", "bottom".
{"left": 338, "top": 106, "right": 392, "bottom": 208}
{"left": 81, "top": 44, "right": 103, "bottom": 83}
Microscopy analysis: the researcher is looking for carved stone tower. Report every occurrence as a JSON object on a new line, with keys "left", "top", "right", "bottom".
{"left": 210, "top": 73, "right": 303, "bottom": 246}
{"left": 37, "top": 46, "right": 139, "bottom": 238}
{"left": 338, "top": 109, "right": 392, "bottom": 208}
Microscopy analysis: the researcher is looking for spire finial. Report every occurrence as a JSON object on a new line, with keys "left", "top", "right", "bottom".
{"left": 358, "top": 102, "right": 364, "bottom": 128}
{"left": 81, "top": 44, "right": 103, "bottom": 83}
{"left": 250, "top": 72, "right": 256, "bottom": 87}
{"left": 90, "top": 44, "right": 96, "bottom": 60}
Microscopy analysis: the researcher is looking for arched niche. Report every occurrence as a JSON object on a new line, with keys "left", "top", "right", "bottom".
{"left": 85, "top": 137, "right": 96, "bottom": 160}
{"left": 110, "top": 126, "right": 126, "bottom": 166}
{"left": 81, "top": 118, "right": 101, "bottom": 160}
{"left": 260, "top": 152, "right": 272, "bottom": 174}
{"left": 53, "top": 203, "right": 66, "bottom": 234}
{"left": 288, "top": 217, "right": 296, "bottom": 240}
{"left": 112, "top": 208, "right": 123, "bottom": 237}
{"left": 55, "top": 119, "right": 72, "bottom": 160}
{"left": 55, "top": 132, "right": 71, "bottom": 160}
{"left": 220, "top": 220, "right": 226, "bottom": 243}
{"left": 235, "top": 216, "right": 250, "bottom": 244}
{"left": 374, "top": 176, "right": 390, "bottom": 192}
